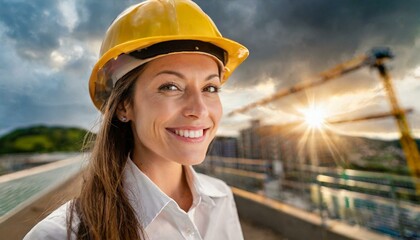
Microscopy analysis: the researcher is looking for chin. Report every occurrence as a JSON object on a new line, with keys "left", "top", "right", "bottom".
{"left": 175, "top": 153, "right": 207, "bottom": 166}
{"left": 167, "top": 144, "right": 210, "bottom": 165}
{"left": 188, "top": 157, "right": 206, "bottom": 166}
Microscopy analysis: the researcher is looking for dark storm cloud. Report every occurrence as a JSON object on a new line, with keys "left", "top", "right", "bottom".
{"left": 0, "top": 0, "right": 64, "bottom": 60}
{"left": 196, "top": 0, "right": 420, "bottom": 89}
{"left": 73, "top": 0, "right": 133, "bottom": 41}
{"left": 0, "top": 58, "right": 97, "bottom": 131}
{"left": 0, "top": 0, "right": 134, "bottom": 61}
{"left": 0, "top": 0, "right": 134, "bottom": 131}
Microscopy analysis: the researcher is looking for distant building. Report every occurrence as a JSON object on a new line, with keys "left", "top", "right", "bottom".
{"left": 208, "top": 136, "right": 238, "bottom": 158}
{"left": 209, "top": 118, "right": 410, "bottom": 195}
{"left": 210, "top": 119, "right": 350, "bottom": 174}
{"left": 238, "top": 119, "right": 262, "bottom": 159}
{"left": 235, "top": 120, "right": 350, "bottom": 191}
{"left": 257, "top": 123, "right": 345, "bottom": 167}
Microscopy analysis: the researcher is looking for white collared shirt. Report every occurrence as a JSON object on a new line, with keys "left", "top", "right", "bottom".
{"left": 24, "top": 159, "right": 244, "bottom": 240}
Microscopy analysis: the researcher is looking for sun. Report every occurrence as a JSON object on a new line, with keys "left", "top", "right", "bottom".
{"left": 302, "top": 105, "right": 326, "bottom": 129}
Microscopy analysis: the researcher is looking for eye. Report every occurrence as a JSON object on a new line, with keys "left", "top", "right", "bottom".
{"left": 203, "top": 85, "right": 220, "bottom": 93}
{"left": 158, "top": 83, "right": 180, "bottom": 92}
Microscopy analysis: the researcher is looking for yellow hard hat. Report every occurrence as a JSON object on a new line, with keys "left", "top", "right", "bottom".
{"left": 89, "top": 0, "right": 249, "bottom": 110}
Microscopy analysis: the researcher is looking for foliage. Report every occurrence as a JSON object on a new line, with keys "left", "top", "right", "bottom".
{"left": 349, "top": 162, "right": 409, "bottom": 175}
{"left": 390, "top": 138, "right": 420, "bottom": 150}
{"left": 0, "top": 125, "right": 93, "bottom": 154}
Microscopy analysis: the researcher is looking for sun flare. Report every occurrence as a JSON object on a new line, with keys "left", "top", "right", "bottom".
{"left": 302, "top": 106, "right": 326, "bottom": 129}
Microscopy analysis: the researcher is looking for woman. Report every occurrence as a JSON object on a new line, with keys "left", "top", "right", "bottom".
{"left": 25, "top": 0, "right": 248, "bottom": 239}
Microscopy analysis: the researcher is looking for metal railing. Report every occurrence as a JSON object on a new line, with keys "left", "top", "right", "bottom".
{"left": 0, "top": 155, "right": 84, "bottom": 223}
{"left": 195, "top": 156, "right": 420, "bottom": 240}
{"left": 315, "top": 172, "right": 420, "bottom": 239}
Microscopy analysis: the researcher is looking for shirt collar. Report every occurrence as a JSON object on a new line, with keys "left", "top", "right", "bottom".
{"left": 123, "top": 158, "right": 227, "bottom": 228}
{"left": 184, "top": 165, "right": 227, "bottom": 201}
{"left": 123, "top": 158, "right": 171, "bottom": 228}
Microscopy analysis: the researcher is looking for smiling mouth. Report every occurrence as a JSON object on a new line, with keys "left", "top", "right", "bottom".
{"left": 166, "top": 128, "right": 209, "bottom": 139}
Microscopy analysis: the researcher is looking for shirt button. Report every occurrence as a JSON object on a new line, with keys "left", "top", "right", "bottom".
{"left": 186, "top": 228, "right": 194, "bottom": 237}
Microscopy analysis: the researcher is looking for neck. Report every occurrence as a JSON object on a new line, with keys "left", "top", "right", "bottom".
{"left": 132, "top": 148, "right": 193, "bottom": 212}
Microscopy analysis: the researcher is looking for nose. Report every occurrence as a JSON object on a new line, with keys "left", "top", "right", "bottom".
{"left": 182, "top": 89, "right": 209, "bottom": 119}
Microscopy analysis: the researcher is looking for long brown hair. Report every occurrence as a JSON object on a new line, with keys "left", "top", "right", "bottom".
{"left": 68, "top": 65, "right": 147, "bottom": 240}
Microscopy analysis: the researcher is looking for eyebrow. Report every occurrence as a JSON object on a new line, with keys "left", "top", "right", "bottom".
{"left": 154, "top": 70, "right": 221, "bottom": 82}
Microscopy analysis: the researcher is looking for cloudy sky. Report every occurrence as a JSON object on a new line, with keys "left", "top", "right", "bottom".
{"left": 1, "top": 0, "right": 419, "bottom": 139}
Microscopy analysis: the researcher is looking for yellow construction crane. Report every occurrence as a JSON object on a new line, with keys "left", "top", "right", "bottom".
{"left": 371, "top": 50, "right": 420, "bottom": 181}
{"left": 327, "top": 108, "right": 413, "bottom": 124}
{"left": 228, "top": 48, "right": 420, "bottom": 192}
{"left": 257, "top": 108, "right": 413, "bottom": 135}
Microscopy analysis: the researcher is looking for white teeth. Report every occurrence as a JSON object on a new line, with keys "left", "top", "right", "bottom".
{"left": 173, "top": 129, "right": 204, "bottom": 139}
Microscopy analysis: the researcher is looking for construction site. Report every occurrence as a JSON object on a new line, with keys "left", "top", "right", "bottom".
{"left": 1, "top": 1, "right": 420, "bottom": 239}
{"left": 1, "top": 47, "right": 419, "bottom": 240}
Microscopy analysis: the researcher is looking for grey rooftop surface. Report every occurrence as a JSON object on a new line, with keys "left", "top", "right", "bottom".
{"left": 0, "top": 170, "right": 285, "bottom": 240}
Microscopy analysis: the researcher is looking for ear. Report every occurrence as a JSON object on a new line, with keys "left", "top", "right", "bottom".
{"left": 219, "top": 68, "right": 226, "bottom": 81}
{"left": 116, "top": 100, "right": 133, "bottom": 122}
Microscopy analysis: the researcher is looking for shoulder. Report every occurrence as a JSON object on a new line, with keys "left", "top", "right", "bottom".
{"left": 196, "top": 173, "right": 229, "bottom": 189}
{"left": 24, "top": 201, "right": 78, "bottom": 240}
{"left": 195, "top": 173, "right": 243, "bottom": 238}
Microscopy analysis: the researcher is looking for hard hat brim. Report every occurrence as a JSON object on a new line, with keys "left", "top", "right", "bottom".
{"left": 89, "top": 35, "right": 249, "bottom": 110}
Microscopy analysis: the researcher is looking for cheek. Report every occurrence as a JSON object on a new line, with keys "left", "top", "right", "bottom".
{"left": 131, "top": 93, "right": 157, "bottom": 135}
{"left": 132, "top": 94, "right": 177, "bottom": 134}
{"left": 210, "top": 98, "right": 223, "bottom": 125}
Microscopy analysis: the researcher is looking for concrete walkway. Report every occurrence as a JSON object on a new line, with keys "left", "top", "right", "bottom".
{"left": 241, "top": 218, "right": 286, "bottom": 240}
{"left": 0, "top": 173, "right": 285, "bottom": 240}
{"left": 0, "top": 173, "right": 83, "bottom": 239}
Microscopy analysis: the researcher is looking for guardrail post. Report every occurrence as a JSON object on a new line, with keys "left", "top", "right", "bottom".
{"left": 316, "top": 177, "right": 327, "bottom": 240}
{"left": 389, "top": 177, "right": 405, "bottom": 239}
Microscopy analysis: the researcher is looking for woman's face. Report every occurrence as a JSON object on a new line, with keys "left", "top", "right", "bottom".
{"left": 125, "top": 53, "right": 223, "bottom": 166}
